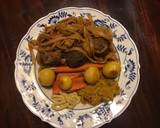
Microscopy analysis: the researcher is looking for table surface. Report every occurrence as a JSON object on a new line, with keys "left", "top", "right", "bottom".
{"left": 0, "top": 0, "right": 160, "bottom": 128}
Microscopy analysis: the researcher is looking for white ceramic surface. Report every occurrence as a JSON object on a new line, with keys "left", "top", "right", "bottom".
{"left": 14, "top": 7, "right": 140, "bottom": 128}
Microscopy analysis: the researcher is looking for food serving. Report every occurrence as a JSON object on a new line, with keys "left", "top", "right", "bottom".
{"left": 28, "top": 16, "right": 121, "bottom": 111}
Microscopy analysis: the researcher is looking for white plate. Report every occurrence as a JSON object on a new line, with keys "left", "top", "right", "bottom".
{"left": 14, "top": 7, "right": 140, "bottom": 128}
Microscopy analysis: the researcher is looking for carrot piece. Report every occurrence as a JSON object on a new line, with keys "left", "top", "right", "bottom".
{"left": 52, "top": 75, "right": 61, "bottom": 94}
{"left": 70, "top": 77, "right": 86, "bottom": 91}
{"left": 52, "top": 81, "right": 61, "bottom": 94}
{"left": 53, "top": 63, "right": 103, "bottom": 73}
{"left": 69, "top": 73, "right": 81, "bottom": 79}
{"left": 52, "top": 73, "right": 87, "bottom": 94}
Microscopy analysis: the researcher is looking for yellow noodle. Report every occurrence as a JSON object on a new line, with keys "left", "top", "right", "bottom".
{"left": 51, "top": 92, "right": 81, "bottom": 111}
{"left": 28, "top": 16, "right": 115, "bottom": 65}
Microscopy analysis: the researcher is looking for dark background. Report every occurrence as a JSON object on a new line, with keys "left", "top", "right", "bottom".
{"left": 0, "top": 0, "right": 160, "bottom": 128}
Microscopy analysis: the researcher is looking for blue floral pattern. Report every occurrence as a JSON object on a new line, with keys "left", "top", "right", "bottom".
{"left": 18, "top": 50, "right": 32, "bottom": 75}
{"left": 91, "top": 104, "right": 112, "bottom": 121}
{"left": 76, "top": 114, "right": 92, "bottom": 127}
{"left": 21, "top": 79, "right": 36, "bottom": 91}
{"left": 15, "top": 7, "right": 140, "bottom": 128}
{"left": 48, "top": 11, "right": 72, "bottom": 24}
{"left": 115, "top": 34, "right": 127, "bottom": 42}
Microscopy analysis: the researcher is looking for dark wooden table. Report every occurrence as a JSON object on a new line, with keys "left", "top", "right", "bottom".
{"left": 0, "top": 0, "right": 160, "bottom": 128}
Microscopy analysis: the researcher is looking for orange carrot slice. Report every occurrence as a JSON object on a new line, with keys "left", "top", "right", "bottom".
{"left": 53, "top": 63, "right": 103, "bottom": 73}
{"left": 52, "top": 73, "right": 86, "bottom": 94}
{"left": 71, "top": 77, "right": 86, "bottom": 91}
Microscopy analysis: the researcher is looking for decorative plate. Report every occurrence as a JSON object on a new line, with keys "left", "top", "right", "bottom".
{"left": 14, "top": 7, "right": 140, "bottom": 128}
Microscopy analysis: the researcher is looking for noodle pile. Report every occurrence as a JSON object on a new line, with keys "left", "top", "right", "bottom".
{"left": 52, "top": 92, "right": 80, "bottom": 110}
{"left": 28, "top": 16, "right": 117, "bottom": 65}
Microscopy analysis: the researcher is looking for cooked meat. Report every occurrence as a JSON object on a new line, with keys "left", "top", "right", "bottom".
{"left": 93, "top": 37, "right": 109, "bottom": 55}
{"left": 65, "top": 51, "right": 88, "bottom": 67}
{"left": 37, "top": 51, "right": 62, "bottom": 66}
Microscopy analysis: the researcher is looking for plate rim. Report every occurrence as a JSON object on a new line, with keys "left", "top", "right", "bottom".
{"left": 14, "top": 7, "right": 140, "bottom": 128}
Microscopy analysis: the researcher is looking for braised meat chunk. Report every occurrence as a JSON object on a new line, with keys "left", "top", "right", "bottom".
{"left": 37, "top": 51, "right": 62, "bottom": 66}
{"left": 93, "top": 37, "right": 109, "bottom": 55}
{"left": 65, "top": 51, "right": 88, "bottom": 67}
